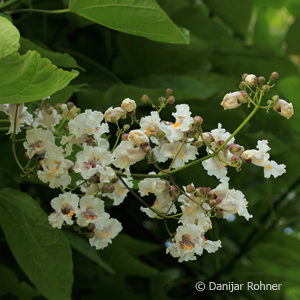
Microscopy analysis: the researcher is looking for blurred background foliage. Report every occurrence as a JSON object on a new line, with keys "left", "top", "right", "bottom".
{"left": 0, "top": 0, "right": 300, "bottom": 299}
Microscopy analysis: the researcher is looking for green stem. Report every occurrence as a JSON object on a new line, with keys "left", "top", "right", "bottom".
{"left": 169, "top": 95, "right": 262, "bottom": 176}
{"left": 0, "top": 127, "right": 9, "bottom": 130}
{"left": 0, "top": 119, "right": 9, "bottom": 123}
{"left": 0, "top": 0, "right": 20, "bottom": 11}
{"left": 11, "top": 105, "right": 24, "bottom": 173}
{"left": 8, "top": 8, "right": 70, "bottom": 14}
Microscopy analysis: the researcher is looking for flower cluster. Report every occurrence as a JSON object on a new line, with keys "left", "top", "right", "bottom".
{"left": 0, "top": 72, "right": 293, "bottom": 262}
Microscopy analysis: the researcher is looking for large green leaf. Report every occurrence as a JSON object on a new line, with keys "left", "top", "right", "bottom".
{"left": 286, "top": 17, "right": 300, "bottom": 55}
{"left": 203, "top": 0, "right": 252, "bottom": 35}
{"left": 0, "top": 265, "right": 40, "bottom": 300}
{"left": 0, "top": 50, "right": 79, "bottom": 104}
{"left": 65, "top": 231, "right": 115, "bottom": 274}
{"left": 0, "top": 188, "right": 73, "bottom": 300}
{"left": 19, "top": 37, "right": 83, "bottom": 70}
{"left": 0, "top": 16, "right": 20, "bottom": 59}
{"left": 69, "top": 0, "right": 189, "bottom": 44}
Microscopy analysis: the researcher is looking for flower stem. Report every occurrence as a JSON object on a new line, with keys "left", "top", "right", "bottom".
{"left": 11, "top": 105, "right": 24, "bottom": 173}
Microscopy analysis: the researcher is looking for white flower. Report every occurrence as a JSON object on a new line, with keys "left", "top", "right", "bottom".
{"left": 242, "top": 140, "right": 286, "bottom": 178}
{"left": 172, "top": 104, "right": 194, "bottom": 132}
{"left": 112, "top": 141, "right": 145, "bottom": 175}
{"left": 89, "top": 216, "right": 122, "bottom": 250}
{"left": 77, "top": 195, "right": 108, "bottom": 227}
{"left": 202, "top": 157, "right": 228, "bottom": 179}
{"left": 138, "top": 174, "right": 168, "bottom": 196}
{"left": 221, "top": 91, "right": 245, "bottom": 110}
{"left": 128, "top": 129, "right": 149, "bottom": 146}
{"left": 158, "top": 104, "right": 193, "bottom": 143}
{"left": 33, "top": 105, "right": 61, "bottom": 130}
{"left": 166, "top": 224, "right": 221, "bottom": 262}
{"left": 263, "top": 160, "right": 286, "bottom": 179}
{"left": 74, "top": 145, "right": 115, "bottom": 182}
{"left": 103, "top": 177, "right": 133, "bottom": 206}
{"left": 37, "top": 145, "right": 73, "bottom": 189}
{"left": 48, "top": 192, "right": 79, "bottom": 229}
{"left": 23, "top": 128, "right": 55, "bottom": 159}
{"left": 140, "top": 191, "right": 177, "bottom": 218}
{"left": 0, "top": 104, "right": 33, "bottom": 134}
{"left": 211, "top": 178, "right": 252, "bottom": 220}
{"left": 153, "top": 141, "right": 197, "bottom": 168}
{"left": 140, "top": 111, "right": 161, "bottom": 136}
{"left": 159, "top": 122, "right": 184, "bottom": 143}
{"left": 210, "top": 123, "right": 234, "bottom": 144}
{"left": 273, "top": 99, "right": 294, "bottom": 119}
{"left": 68, "top": 109, "right": 109, "bottom": 139}
{"left": 121, "top": 98, "right": 136, "bottom": 112}
{"left": 178, "top": 194, "right": 212, "bottom": 230}
{"left": 104, "top": 107, "right": 126, "bottom": 123}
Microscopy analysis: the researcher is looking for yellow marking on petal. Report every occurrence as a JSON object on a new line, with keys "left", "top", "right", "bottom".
{"left": 184, "top": 245, "right": 190, "bottom": 250}
{"left": 233, "top": 209, "right": 238, "bottom": 213}
{"left": 173, "top": 122, "right": 180, "bottom": 128}
{"left": 105, "top": 232, "right": 110, "bottom": 237}
{"left": 152, "top": 200, "right": 158, "bottom": 207}
{"left": 68, "top": 210, "right": 74, "bottom": 218}
{"left": 178, "top": 116, "right": 184, "bottom": 119}
{"left": 179, "top": 153, "right": 184, "bottom": 159}
{"left": 266, "top": 165, "right": 272, "bottom": 169}
{"left": 185, "top": 207, "right": 189, "bottom": 212}
{"left": 50, "top": 168, "right": 57, "bottom": 172}
{"left": 119, "top": 190, "right": 125, "bottom": 195}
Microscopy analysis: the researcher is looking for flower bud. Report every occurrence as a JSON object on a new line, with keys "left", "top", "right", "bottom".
{"left": 169, "top": 185, "right": 179, "bottom": 198}
{"left": 104, "top": 107, "right": 127, "bottom": 123}
{"left": 121, "top": 133, "right": 129, "bottom": 141}
{"left": 128, "top": 129, "right": 149, "bottom": 146}
{"left": 221, "top": 91, "right": 246, "bottom": 110}
{"left": 258, "top": 76, "right": 265, "bottom": 84}
{"left": 167, "top": 95, "right": 175, "bottom": 104}
{"left": 121, "top": 98, "right": 136, "bottom": 113}
{"left": 273, "top": 99, "right": 294, "bottom": 119}
{"left": 158, "top": 96, "right": 166, "bottom": 103}
{"left": 166, "top": 88, "right": 173, "bottom": 96}
{"left": 194, "top": 140, "right": 203, "bottom": 148}
{"left": 186, "top": 184, "right": 195, "bottom": 193}
{"left": 262, "top": 85, "right": 270, "bottom": 93}
{"left": 231, "top": 155, "right": 242, "bottom": 167}
{"left": 123, "top": 124, "right": 130, "bottom": 131}
{"left": 242, "top": 73, "right": 248, "bottom": 80}
{"left": 239, "top": 82, "right": 247, "bottom": 89}
{"left": 270, "top": 72, "right": 279, "bottom": 81}
{"left": 202, "top": 132, "right": 214, "bottom": 145}
{"left": 193, "top": 115, "right": 203, "bottom": 126}
{"left": 245, "top": 74, "right": 257, "bottom": 87}
{"left": 90, "top": 174, "right": 100, "bottom": 183}
{"left": 102, "top": 184, "right": 115, "bottom": 193}
{"left": 194, "top": 187, "right": 207, "bottom": 198}
{"left": 228, "top": 143, "right": 244, "bottom": 155}
{"left": 141, "top": 94, "right": 150, "bottom": 103}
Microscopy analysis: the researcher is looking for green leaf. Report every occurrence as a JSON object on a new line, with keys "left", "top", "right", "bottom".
{"left": 19, "top": 37, "right": 83, "bottom": 70}
{"left": 203, "top": 0, "right": 252, "bottom": 35}
{"left": 0, "top": 188, "right": 73, "bottom": 300}
{"left": 50, "top": 84, "right": 87, "bottom": 105}
{"left": 0, "top": 16, "right": 20, "bottom": 59}
{"left": 65, "top": 231, "right": 115, "bottom": 274}
{"left": 101, "top": 234, "right": 160, "bottom": 278}
{"left": 0, "top": 50, "right": 79, "bottom": 104}
{"left": 0, "top": 264, "right": 40, "bottom": 300}
{"left": 69, "top": 0, "right": 189, "bottom": 44}
{"left": 132, "top": 74, "right": 216, "bottom": 100}
{"left": 286, "top": 17, "right": 300, "bottom": 54}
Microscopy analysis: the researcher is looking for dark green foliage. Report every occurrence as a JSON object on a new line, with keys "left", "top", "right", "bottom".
{"left": 0, "top": 0, "right": 300, "bottom": 299}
